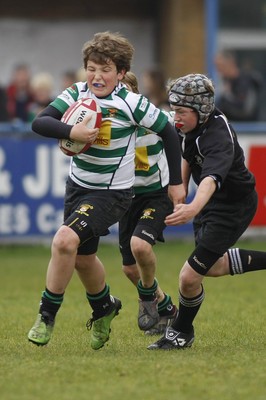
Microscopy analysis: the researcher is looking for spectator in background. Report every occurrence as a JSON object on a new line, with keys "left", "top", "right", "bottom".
{"left": 28, "top": 72, "right": 55, "bottom": 122}
{"left": 141, "top": 68, "right": 171, "bottom": 111}
{"left": 0, "top": 86, "right": 9, "bottom": 122}
{"left": 6, "top": 64, "right": 33, "bottom": 122}
{"left": 61, "top": 70, "right": 77, "bottom": 90}
{"left": 214, "top": 50, "right": 264, "bottom": 121}
{"left": 61, "top": 68, "right": 86, "bottom": 91}
{"left": 76, "top": 66, "right": 87, "bottom": 82}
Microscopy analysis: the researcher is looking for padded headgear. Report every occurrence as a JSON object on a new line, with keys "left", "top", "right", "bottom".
{"left": 168, "top": 73, "right": 215, "bottom": 124}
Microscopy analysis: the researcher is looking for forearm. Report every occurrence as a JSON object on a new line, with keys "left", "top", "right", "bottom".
{"left": 165, "top": 176, "right": 217, "bottom": 226}
{"left": 190, "top": 176, "right": 216, "bottom": 214}
{"left": 31, "top": 105, "right": 72, "bottom": 139}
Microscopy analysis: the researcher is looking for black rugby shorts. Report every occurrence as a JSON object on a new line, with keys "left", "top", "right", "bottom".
{"left": 63, "top": 177, "right": 133, "bottom": 254}
{"left": 119, "top": 189, "right": 173, "bottom": 265}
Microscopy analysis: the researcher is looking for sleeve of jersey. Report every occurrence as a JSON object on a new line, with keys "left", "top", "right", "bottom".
{"left": 200, "top": 121, "right": 235, "bottom": 185}
{"left": 129, "top": 93, "right": 169, "bottom": 132}
{"left": 31, "top": 105, "right": 72, "bottom": 139}
{"left": 158, "top": 122, "right": 182, "bottom": 185}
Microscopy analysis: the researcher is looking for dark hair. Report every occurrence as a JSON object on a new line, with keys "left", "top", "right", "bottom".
{"left": 82, "top": 31, "right": 134, "bottom": 73}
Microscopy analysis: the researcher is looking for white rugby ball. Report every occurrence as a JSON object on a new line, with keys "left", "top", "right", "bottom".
{"left": 59, "top": 97, "right": 102, "bottom": 156}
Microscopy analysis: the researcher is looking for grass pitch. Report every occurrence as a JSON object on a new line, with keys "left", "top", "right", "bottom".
{"left": 0, "top": 240, "right": 266, "bottom": 400}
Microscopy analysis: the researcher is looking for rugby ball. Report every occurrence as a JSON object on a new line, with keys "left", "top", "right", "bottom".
{"left": 59, "top": 97, "right": 102, "bottom": 156}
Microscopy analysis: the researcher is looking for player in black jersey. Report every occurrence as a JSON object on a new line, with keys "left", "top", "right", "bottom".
{"left": 148, "top": 73, "right": 266, "bottom": 350}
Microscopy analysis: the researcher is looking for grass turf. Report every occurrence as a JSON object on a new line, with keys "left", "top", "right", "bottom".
{"left": 0, "top": 240, "right": 266, "bottom": 400}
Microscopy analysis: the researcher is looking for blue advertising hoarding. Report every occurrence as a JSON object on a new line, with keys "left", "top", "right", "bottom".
{"left": 0, "top": 135, "right": 193, "bottom": 244}
{"left": 0, "top": 136, "right": 68, "bottom": 241}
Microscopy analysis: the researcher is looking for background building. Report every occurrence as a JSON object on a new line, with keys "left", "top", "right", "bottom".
{"left": 1, "top": 0, "right": 265, "bottom": 97}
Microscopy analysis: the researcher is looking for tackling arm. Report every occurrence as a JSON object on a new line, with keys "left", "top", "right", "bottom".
{"left": 165, "top": 176, "right": 216, "bottom": 226}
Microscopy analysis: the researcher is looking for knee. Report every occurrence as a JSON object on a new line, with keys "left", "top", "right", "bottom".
{"left": 207, "top": 253, "right": 229, "bottom": 277}
{"left": 130, "top": 236, "right": 151, "bottom": 260}
{"left": 179, "top": 261, "right": 203, "bottom": 296}
{"left": 52, "top": 226, "right": 79, "bottom": 255}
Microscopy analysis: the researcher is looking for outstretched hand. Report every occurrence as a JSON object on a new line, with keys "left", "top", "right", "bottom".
{"left": 165, "top": 203, "right": 197, "bottom": 226}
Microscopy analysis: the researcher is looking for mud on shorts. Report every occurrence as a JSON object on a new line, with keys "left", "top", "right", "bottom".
{"left": 188, "top": 190, "right": 258, "bottom": 275}
{"left": 119, "top": 188, "right": 173, "bottom": 265}
{"left": 63, "top": 177, "right": 133, "bottom": 255}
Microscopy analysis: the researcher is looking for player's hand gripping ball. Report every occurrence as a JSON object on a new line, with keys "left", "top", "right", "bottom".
{"left": 59, "top": 98, "right": 102, "bottom": 156}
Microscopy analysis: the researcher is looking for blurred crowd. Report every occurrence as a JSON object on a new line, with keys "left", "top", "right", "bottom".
{"left": 214, "top": 50, "right": 265, "bottom": 122}
{"left": 0, "top": 55, "right": 265, "bottom": 124}
{"left": 0, "top": 64, "right": 86, "bottom": 124}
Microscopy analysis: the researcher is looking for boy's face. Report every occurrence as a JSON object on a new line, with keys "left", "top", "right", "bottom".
{"left": 171, "top": 106, "right": 198, "bottom": 134}
{"left": 86, "top": 59, "right": 125, "bottom": 97}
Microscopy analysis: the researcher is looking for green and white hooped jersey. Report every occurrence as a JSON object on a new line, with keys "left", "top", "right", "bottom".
{"left": 134, "top": 129, "right": 169, "bottom": 194}
{"left": 134, "top": 110, "right": 175, "bottom": 195}
{"left": 51, "top": 82, "right": 168, "bottom": 190}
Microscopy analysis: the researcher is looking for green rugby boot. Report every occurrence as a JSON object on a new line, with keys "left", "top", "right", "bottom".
{"left": 28, "top": 312, "right": 54, "bottom": 346}
{"left": 86, "top": 297, "right": 122, "bottom": 350}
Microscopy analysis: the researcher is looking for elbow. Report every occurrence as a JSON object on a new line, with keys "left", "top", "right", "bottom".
{"left": 31, "top": 115, "right": 43, "bottom": 134}
{"left": 31, "top": 117, "right": 38, "bottom": 132}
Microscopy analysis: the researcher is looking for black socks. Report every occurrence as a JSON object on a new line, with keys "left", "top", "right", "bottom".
{"left": 86, "top": 284, "right": 114, "bottom": 319}
{"left": 228, "top": 248, "right": 266, "bottom": 275}
{"left": 137, "top": 279, "right": 158, "bottom": 301}
{"left": 39, "top": 288, "right": 64, "bottom": 320}
{"left": 172, "top": 286, "right": 205, "bottom": 334}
